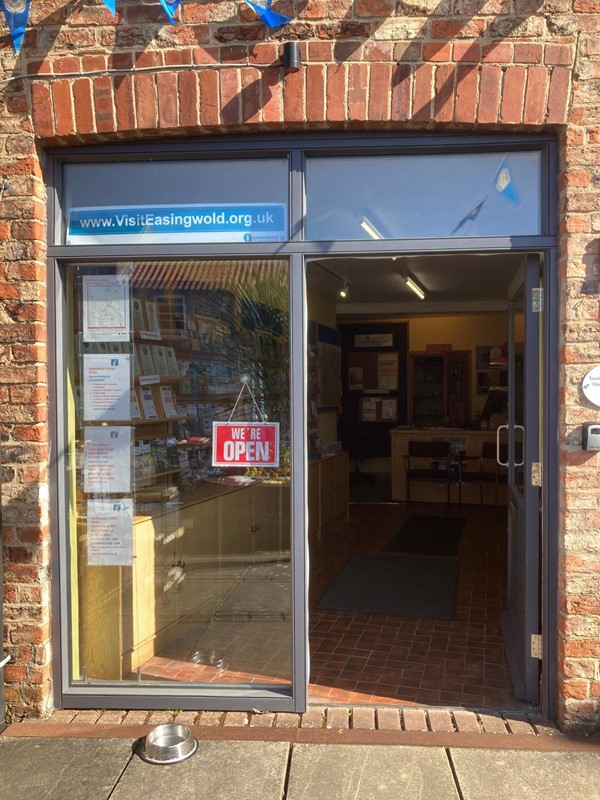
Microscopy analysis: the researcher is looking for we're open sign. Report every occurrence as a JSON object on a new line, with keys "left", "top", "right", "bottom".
{"left": 212, "top": 422, "right": 280, "bottom": 468}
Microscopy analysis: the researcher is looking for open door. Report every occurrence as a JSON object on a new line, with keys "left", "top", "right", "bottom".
{"left": 500, "top": 254, "right": 542, "bottom": 703}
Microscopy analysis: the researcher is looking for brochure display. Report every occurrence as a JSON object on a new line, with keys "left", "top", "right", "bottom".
{"left": 68, "top": 260, "right": 293, "bottom": 685}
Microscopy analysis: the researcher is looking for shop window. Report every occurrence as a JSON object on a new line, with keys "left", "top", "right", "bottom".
{"left": 305, "top": 151, "right": 542, "bottom": 240}
{"left": 64, "top": 259, "right": 292, "bottom": 687}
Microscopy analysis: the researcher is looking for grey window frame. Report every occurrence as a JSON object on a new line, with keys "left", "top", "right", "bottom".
{"left": 46, "top": 132, "right": 558, "bottom": 718}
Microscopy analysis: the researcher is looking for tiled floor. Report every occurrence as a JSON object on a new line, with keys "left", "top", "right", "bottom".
{"left": 140, "top": 499, "right": 529, "bottom": 712}
{"left": 308, "top": 501, "right": 525, "bottom": 709}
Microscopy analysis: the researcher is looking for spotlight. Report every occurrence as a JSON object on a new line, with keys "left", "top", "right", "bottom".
{"left": 340, "top": 282, "right": 350, "bottom": 299}
{"left": 282, "top": 42, "right": 301, "bottom": 73}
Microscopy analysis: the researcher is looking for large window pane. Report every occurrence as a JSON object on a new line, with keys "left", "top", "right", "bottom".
{"left": 305, "top": 152, "right": 541, "bottom": 240}
{"left": 65, "top": 259, "right": 291, "bottom": 688}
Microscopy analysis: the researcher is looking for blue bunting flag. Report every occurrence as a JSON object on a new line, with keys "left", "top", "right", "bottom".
{"left": 99, "top": 0, "right": 116, "bottom": 14}
{"left": 244, "top": 0, "right": 291, "bottom": 29}
{"left": 159, "top": 0, "right": 181, "bottom": 23}
{"left": 494, "top": 158, "right": 520, "bottom": 207}
{"left": 1, "top": 0, "right": 31, "bottom": 52}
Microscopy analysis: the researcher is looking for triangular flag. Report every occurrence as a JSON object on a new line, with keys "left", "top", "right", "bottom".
{"left": 494, "top": 158, "right": 520, "bottom": 207}
{"left": 99, "top": 0, "right": 116, "bottom": 15}
{"left": 159, "top": 0, "right": 181, "bottom": 23}
{"left": 452, "top": 197, "right": 487, "bottom": 235}
{"left": 1, "top": 0, "right": 31, "bottom": 52}
{"left": 244, "top": 0, "right": 291, "bottom": 29}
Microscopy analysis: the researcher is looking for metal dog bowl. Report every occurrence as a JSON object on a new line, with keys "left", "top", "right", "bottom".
{"left": 138, "top": 723, "right": 198, "bottom": 765}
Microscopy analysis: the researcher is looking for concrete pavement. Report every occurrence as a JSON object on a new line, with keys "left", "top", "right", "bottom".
{"left": 1, "top": 735, "right": 600, "bottom": 800}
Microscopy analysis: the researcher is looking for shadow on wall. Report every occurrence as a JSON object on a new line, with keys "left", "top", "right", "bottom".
{"left": 2, "top": 0, "right": 546, "bottom": 125}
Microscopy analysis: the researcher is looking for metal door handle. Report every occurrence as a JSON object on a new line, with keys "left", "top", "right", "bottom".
{"left": 514, "top": 425, "right": 525, "bottom": 466}
{"left": 497, "top": 425, "right": 509, "bottom": 466}
{"left": 0, "top": 654, "right": 11, "bottom": 669}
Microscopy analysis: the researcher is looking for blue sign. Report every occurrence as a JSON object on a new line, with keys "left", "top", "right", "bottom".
{"left": 68, "top": 203, "right": 287, "bottom": 244}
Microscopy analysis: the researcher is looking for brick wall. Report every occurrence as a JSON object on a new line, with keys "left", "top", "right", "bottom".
{"left": 0, "top": 0, "right": 598, "bottom": 731}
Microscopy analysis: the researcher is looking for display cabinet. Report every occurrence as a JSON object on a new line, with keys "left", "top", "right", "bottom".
{"left": 408, "top": 350, "right": 470, "bottom": 428}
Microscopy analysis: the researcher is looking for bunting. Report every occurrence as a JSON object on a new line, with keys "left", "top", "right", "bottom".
{"left": 1, "top": 0, "right": 31, "bottom": 53}
{"left": 244, "top": 0, "right": 291, "bottom": 28}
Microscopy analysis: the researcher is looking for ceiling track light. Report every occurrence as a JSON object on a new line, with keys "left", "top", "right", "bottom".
{"left": 339, "top": 281, "right": 350, "bottom": 299}
{"left": 404, "top": 274, "right": 426, "bottom": 300}
{"left": 360, "top": 215, "right": 385, "bottom": 240}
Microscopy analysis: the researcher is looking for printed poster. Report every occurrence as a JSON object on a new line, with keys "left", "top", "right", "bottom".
{"left": 87, "top": 498, "right": 133, "bottom": 567}
{"left": 83, "top": 354, "right": 131, "bottom": 422}
{"left": 82, "top": 275, "right": 130, "bottom": 342}
{"left": 378, "top": 353, "right": 398, "bottom": 390}
{"left": 84, "top": 426, "right": 131, "bottom": 494}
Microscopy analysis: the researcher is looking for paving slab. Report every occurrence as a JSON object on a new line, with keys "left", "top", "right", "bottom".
{"left": 112, "top": 740, "right": 289, "bottom": 800}
{"left": 286, "top": 744, "right": 459, "bottom": 800}
{"left": 0, "top": 738, "right": 132, "bottom": 800}
{"left": 451, "top": 749, "right": 600, "bottom": 800}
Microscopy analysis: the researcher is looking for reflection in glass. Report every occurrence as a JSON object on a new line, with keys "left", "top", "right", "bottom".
{"left": 65, "top": 260, "right": 291, "bottom": 688}
{"left": 306, "top": 151, "right": 542, "bottom": 240}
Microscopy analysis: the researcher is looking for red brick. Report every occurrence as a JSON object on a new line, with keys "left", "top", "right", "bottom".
{"left": 326, "top": 707, "right": 350, "bottom": 729}
{"left": 500, "top": 65, "right": 526, "bottom": 124}
{"left": 30, "top": 83, "right": 53, "bottom": 138}
{"left": 434, "top": 63, "right": 454, "bottom": 122}
{"left": 545, "top": 43, "right": 574, "bottom": 66}
{"left": 220, "top": 69, "right": 240, "bottom": 126}
{"left": 478, "top": 713, "right": 509, "bottom": 734}
{"left": 306, "top": 64, "right": 325, "bottom": 121}
{"left": 327, "top": 64, "right": 346, "bottom": 122}
{"left": 178, "top": 70, "right": 199, "bottom": 128}
{"left": 300, "top": 708, "right": 324, "bottom": 728}
{"left": 523, "top": 66, "right": 548, "bottom": 125}
{"left": 347, "top": 63, "right": 368, "bottom": 121}
{"left": 413, "top": 63, "right": 433, "bottom": 122}
{"left": 453, "top": 42, "right": 481, "bottom": 63}
{"left": 547, "top": 66, "right": 571, "bottom": 125}
{"left": 135, "top": 73, "right": 158, "bottom": 131}
{"left": 157, "top": 72, "right": 178, "bottom": 129}
{"left": 199, "top": 70, "right": 219, "bottom": 127}
{"left": 376, "top": 708, "right": 401, "bottom": 730}
{"left": 72, "top": 79, "right": 94, "bottom": 135}
{"left": 92, "top": 76, "right": 115, "bottom": 133}
{"left": 368, "top": 63, "right": 391, "bottom": 121}
{"left": 423, "top": 42, "right": 452, "bottom": 62}
{"left": 281, "top": 66, "right": 303, "bottom": 126}
{"left": 482, "top": 42, "right": 512, "bottom": 63}
{"left": 453, "top": 711, "right": 481, "bottom": 732}
{"left": 427, "top": 709, "right": 455, "bottom": 732}
{"left": 392, "top": 64, "right": 412, "bottom": 122}
{"left": 454, "top": 64, "right": 478, "bottom": 123}
{"left": 403, "top": 709, "right": 428, "bottom": 731}
{"left": 114, "top": 74, "right": 135, "bottom": 132}
{"left": 261, "top": 67, "right": 283, "bottom": 124}
{"left": 51, "top": 81, "right": 74, "bottom": 137}
{"left": 351, "top": 707, "right": 375, "bottom": 729}
{"left": 240, "top": 67, "right": 261, "bottom": 124}
{"left": 514, "top": 43, "right": 543, "bottom": 64}
{"left": 478, "top": 64, "right": 502, "bottom": 124}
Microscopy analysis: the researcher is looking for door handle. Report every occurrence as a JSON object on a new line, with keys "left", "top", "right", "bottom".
{"left": 497, "top": 425, "right": 509, "bottom": 466}
{"left": 514, "top": 425, "right": 525, "bottom": 467}
{"left": 0, "top": 654, "right": 11, "bottom": 669}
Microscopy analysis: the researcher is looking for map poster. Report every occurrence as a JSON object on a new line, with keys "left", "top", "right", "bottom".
{"left": 87, "top": 498, "right": 133, "bottom": 566}
{"left": 82, "top": 275, "right": 130, "bottom": 342}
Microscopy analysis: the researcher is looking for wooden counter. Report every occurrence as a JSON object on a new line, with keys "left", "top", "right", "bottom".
{"left": 391, "top": 428, "right": 506, "bottom": 504}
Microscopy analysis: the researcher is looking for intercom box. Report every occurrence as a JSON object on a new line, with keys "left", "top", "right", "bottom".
{"left": 582, "top": 422, "right": 600, "bottom": 451}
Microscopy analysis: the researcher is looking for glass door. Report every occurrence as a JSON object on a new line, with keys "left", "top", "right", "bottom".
{"left": 501, "top": 254, "right": 542, "bottom": 703}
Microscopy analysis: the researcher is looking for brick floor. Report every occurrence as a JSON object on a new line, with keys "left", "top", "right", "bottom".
{"left": 376, "top": 708, "right": 401, "bottom": 730}
{"left": 402, "top": 709, "right": 428, "bottom": 731}
{"left": 351, "top": 708, "right": 375, "bottom": 729}
{"left": 427, "top": 709, "right": 455, "bottom": 732}
{"left": 326, "top": 708, "right": 350, "bottom": 730}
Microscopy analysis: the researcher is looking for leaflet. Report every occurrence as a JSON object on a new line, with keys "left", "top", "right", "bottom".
{"left": 165, "top": 347, "right": 180, "bottom": 377}
{"left": 144, "top": 300, "right": 161, "bottom": 336}
{"left": 140, "top": 386, "right": 159, "bottom": 420}
{"left": 152, "top": 345, "right": 170, "bottom": 376}
{"left": 138, "top": 344, "right": 156, "bottom": 376}
{"left": 82, "top": 275, "right": 130, "bottom": 342}
{"left": 87, "top": 498, "right": 133, "bottom": 567}
{"left": 131, "top": 389, "right": 142, "bottom": 420}
{"left": 83, "top": 354, "right": 131, "bottom": 422}
{"left": 84, "top": 426, "right": 131, "bottom": 494}
{"left": 159, "top": 385, "right": 178, "bottom": 418}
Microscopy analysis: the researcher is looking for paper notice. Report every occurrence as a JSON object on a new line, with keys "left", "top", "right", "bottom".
{"left": 381, "top": 398, "right": 397, "bottom": 421}
{"left": 140, "top": 386, "right": 159, "bottom": 420}
{"left": 348, "top": 366, "right": 363, "bottom": 390}
{"left": 83, "top": 275, "right": 130, "bottom": 342}
{"left": 152, "top": 345, "right": 170, "bottom": 376}
{"left": 84, "top": 426, "right": 131, "bottom": 494}
{"left": 378, "top": 352, "right": 398, "bottom": 390}
{"left": 83, "top": 354, "right": 131, "bottom": 422}
{"left": 361, "top": 397, "right": 378, "bottom": 421}
{"left": 159, "top": 385, "right": 178, "bottom": 418}
{"left": 165, "top": 347, "right": 180, "bottom": 377}
{"left": 87, "top": 498, "right": 133, "bottom": 566}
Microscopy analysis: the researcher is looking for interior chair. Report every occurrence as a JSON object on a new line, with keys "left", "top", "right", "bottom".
{"left": 404, "top": 440, "right": 455, "bottom": 504}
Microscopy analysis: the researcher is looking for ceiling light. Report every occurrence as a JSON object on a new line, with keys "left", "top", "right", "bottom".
{"left": 339, "top": 282, "right": 350, "bottom": 299}
{"left": 360, "top": 215, "right": 384, "bottom": 240}
{"left": 404, "top": 274, "right": 426, "bottom": 300}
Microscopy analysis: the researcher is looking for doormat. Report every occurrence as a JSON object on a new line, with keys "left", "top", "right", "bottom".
{"left": 385, "top": 515, "right": 465, "bottom": 557}
{"left": 316, "top": 553, "right": 460, "bottom": 619}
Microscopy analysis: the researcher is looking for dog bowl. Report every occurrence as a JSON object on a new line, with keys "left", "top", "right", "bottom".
{"left": 138, "top": 723, "right": 198, "bottom": 765}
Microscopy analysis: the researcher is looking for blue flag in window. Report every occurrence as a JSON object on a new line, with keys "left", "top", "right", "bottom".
{"left": 159, "top": 0, "right": 181, "bottom": 23}
{"left": 244, "top": 0, "right": 291, "bottom": 29}
{"left": 1, "top": 0, "right": 31, "bottom": 52}
{"left": 452, "top": 197, "right": 487, "bottom": 235}
{"left": 494, "top": 159, "right": 520, "bottom": 207}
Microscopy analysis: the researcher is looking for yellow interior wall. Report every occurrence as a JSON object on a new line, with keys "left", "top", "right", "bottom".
{"left": 407, "top": 313, "right": 514, "bottom": 416}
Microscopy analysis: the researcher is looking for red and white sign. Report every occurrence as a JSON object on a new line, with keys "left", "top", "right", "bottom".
{"left": 212, "top": 422, "right": 280, "bottom": 468}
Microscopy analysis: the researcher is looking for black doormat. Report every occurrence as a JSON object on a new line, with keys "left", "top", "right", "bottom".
{"left": 385, "top": 515, "right": 465, "bottom": 557}
{"left": 316, "top": 553, "right": 460, "bottom": 619}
